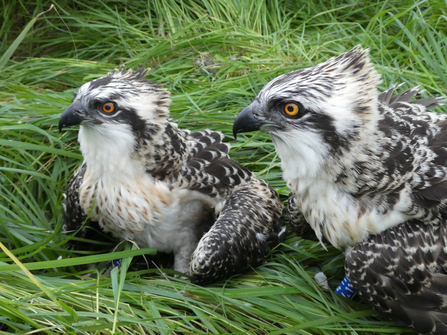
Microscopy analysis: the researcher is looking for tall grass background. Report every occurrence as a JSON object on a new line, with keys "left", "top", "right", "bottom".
{"left": 1, "top": 0, "right": 446, "bottom": 333}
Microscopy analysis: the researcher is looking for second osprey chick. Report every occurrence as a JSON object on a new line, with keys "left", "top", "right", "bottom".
{"left": 233, "top": 46, "right": 447, "bottom": 334}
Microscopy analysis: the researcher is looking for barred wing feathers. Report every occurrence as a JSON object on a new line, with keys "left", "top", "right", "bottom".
{"left": 179, "top": 129, "right": 253, "bottom": 197}
{"left": 63, "top": 163, "right": 89, "bottom": 235}
{"left": 287, "top": 193, "right": 319, "bottom": 241}
{"left": 346, "top": 220, "right": 447, "bottom": 335}
{"left": 190, "top": 179, "right": 284, "bottom": 284}
{"left": 182, "top": 130, "right": 285, "bottom": 284}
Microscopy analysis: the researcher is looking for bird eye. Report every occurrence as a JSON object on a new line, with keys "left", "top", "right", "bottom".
{"left": 284, "top": 103, "right": 299, "bottom": 116}
{"left": 102, "top": 102, "right": 115, "bottom": 113}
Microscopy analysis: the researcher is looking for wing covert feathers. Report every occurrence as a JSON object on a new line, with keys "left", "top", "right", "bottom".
{"left": 346, "top": 220, "right": 447, "bottom": 334}
{"left": 379, "top": 86, "right": 445, "bottom": 110}
{"left": 287, "top": 193, "right": 319, "bottom": 241}
{"left": 179, "top": 129, "right": 253, "bottom": 197}
{"left": 63, "top": 162, "right": 90, "bottom": 236}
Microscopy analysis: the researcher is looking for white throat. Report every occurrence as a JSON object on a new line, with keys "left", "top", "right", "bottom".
{"left": 78, "top": 123, "right": 142, "bottom": 180}
{"left": 271, "top": 130, "right": 329, "bottom": 180}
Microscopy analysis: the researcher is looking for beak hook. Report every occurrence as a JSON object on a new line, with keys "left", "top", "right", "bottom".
{"left": 233, "top": 106, "right": 262, "bottom": 139}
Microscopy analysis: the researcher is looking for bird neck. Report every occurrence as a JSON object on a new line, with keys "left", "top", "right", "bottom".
{"left": 279, "top": 122, "right": 398, "bottom": 248}
{"left": 78, "top": 123, "right": 145, "bottom": 181}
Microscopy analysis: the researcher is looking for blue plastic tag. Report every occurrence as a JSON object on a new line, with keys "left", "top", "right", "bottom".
{"left": 111, "top": 258, "right": 122, "bottom": 269}
{"left": 335, "top": 276, "right": 356, "bottom": 299}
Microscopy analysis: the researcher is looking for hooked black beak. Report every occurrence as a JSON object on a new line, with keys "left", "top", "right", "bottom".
{"left": 233, "top": 105, "right": 264, "bottom": 139}
{"left": 59, "top": 101, "right": 86, "bottom": 132}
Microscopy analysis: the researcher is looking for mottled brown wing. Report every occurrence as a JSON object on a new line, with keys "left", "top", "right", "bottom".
{"left": 346, "top": 220, "right": 447, "bottom": 335}
{"left": 190, "top": 178, "right": 285, "bottom": 284}
{"left": 412, "top": 117, "right": 447, "bottom": 213}
{"left": 378, "top": 87, "right": 447, "bottom": 216}
{"left": 379, "top": 86, "right": 445, "bottom": 110}
{"left": 62, "top": 162, "right": 91, "bottom": 236}
{"left": 182, "top": 130, "right": 253, "bottom": 197}
{"left": 287, "top": 193, "right": 319, "bottom": 241}
{"left": 184, "top": 130, "right": 285, "bottom": 284}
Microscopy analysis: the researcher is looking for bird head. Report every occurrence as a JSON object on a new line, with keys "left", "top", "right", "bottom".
{"left": 60, "top": 67, "right": 172, "bottom": 177}
{"left": 59, "top": 66, "right": 170, "bottom": 135}
{"left": 233, "top": 46, "right": 382, "bottom": 179}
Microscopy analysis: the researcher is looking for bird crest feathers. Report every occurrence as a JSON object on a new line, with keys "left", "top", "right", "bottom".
{"left": 108, "top": 65, "right": 150, "bottom": 82}
{"left": 308, "top": 45, "right": 382, "bottom": 119}
{"left": 325, "top": 46, "right": 376, "bottom": 77}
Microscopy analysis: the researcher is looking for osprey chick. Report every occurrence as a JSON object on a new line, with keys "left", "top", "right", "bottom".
{"left": 233, "top": 47, "right": 447, "bottom": 334}
{"left": 60, "top": 67, "right": 284, "bottom": 284}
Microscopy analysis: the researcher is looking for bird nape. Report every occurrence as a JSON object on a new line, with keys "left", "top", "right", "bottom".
{"left": 233, "top": 46, "right": 447, "bottom": 335}
{"left": 59, "top": 66, "right": 285, "bottom": 285}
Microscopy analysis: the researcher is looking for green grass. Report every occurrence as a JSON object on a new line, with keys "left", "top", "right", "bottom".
{"left": 1, "top": 0, "right": 446, "bottom": 333}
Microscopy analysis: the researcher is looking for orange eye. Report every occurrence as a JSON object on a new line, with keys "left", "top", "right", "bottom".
{"left": 102, "top": 102, "right": 115, "bottom": 113}
{"left": 284, "top": 103, "right": 299, "bottom": 116}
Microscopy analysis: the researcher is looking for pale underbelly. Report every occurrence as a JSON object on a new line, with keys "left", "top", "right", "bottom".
{"left": 79, "top": 177, "right": 215, "bottom": 253}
